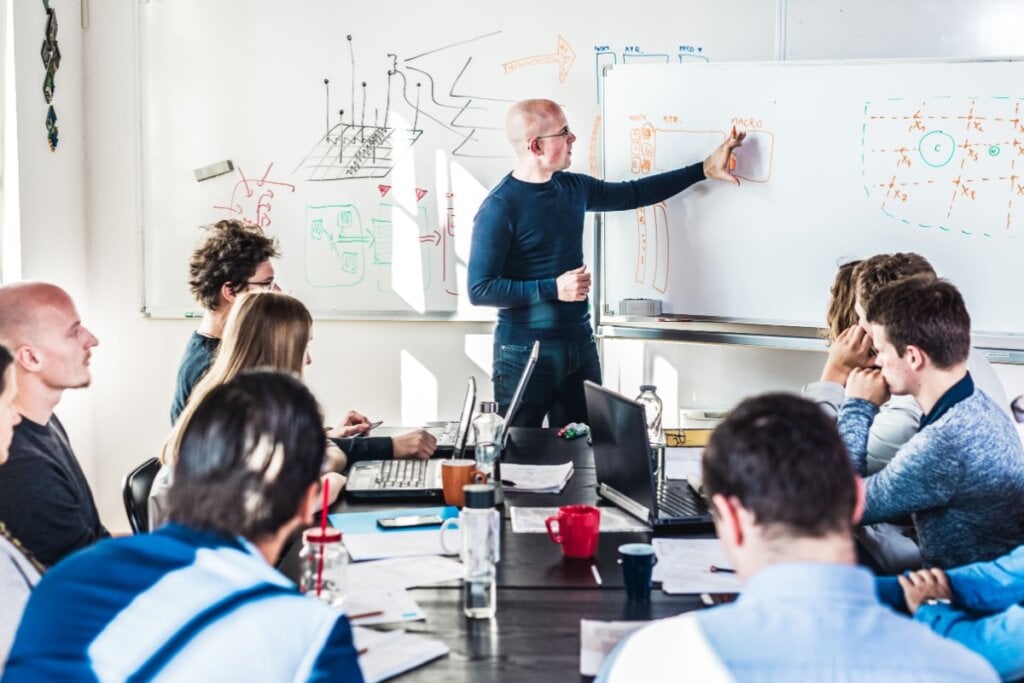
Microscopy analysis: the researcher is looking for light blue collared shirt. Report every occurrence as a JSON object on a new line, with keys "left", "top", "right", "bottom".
{"left": 600, "top": 562, "right": 997, "bottom": 682}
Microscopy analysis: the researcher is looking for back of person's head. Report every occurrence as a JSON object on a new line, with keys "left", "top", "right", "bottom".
{"left": 166, "top": 370, "right": 324, "bottom": 540}
{"left": 0, "top": 282, "right": 70, "bottom": 348}
{"left": 824, "top": 260, "right": 862, "bottom": 342}
{"left": 702, "top": 393, "right": 858, "bottom": 539}
{"left": 0, "top": 344, "right": 20, "bottom": 465}
{"left": 189, "top": 219, "right": 280, "bottom": 311}
{"left": 866, "top": 277, "right": 970, "bottom": 369}
{"left": 163, "top": 291, "right": 312, "bottom": 465}
{"left": 854, "top": 252, "right": 935, "bottom": 310}
{"left": 213, "top": 291, "right": 311, "bottom": 379}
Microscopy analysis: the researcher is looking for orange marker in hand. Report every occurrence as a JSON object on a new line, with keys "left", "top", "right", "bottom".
{"left": 729, "top": 126, "right": 738, "bottom": 171}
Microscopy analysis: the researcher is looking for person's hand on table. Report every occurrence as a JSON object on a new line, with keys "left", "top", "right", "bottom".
{"left": 845, "top": 367, "right": 890, "bottom": 406}
{"left": 326, "top": 410, "right": 371, "bottom": 438}
{"left": 821, "top": 325, "right": 875, "bottom": 385}
{"left": 317, "top": 472, "right": 347, "bottom": 510}
{"left": 898, "top": 567, "right": 953, "bottom": 615}
{"left": 556, "top": 265, "right": 591, "bottom": 302}
{"left": 703, "top": 129, "right": 746, "bottom": 185}
{"left": 392, "top": 430, "right": 437, "bottom": 459}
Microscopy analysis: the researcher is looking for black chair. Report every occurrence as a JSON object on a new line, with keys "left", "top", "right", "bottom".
{"left": 122, "top": 457, "right": 162, "bottom": 534}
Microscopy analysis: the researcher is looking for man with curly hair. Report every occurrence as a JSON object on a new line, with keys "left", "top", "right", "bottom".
{"left": 171, "top": 219, "right": 280, "bottom": 424}
{"left": 170, "top": 221, "right": 435, "bottom": 460}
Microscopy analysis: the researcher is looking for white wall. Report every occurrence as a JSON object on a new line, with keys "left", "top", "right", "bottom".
{"left": 6, "top": 1, "right": 1021, "bottom": 535}
{"left": 10, "top": 0, "right": 96, "bottom": 489}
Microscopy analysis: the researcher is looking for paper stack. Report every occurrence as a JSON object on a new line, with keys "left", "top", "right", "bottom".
{"left": 500, "top": 462, "right": 574, "bottom": 493}
{"left": 353, "top": 626, "right": 449, "bottom": 683}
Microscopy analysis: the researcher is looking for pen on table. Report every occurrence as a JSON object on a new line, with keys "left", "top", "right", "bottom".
{"left": 709, "top": 564, "right": 736, "bottom": 574}
{"left": 357, "top": 647, "right": 369, "bottom": 657}
{"left": 500, "top": 479, "right": 516, "bottom": 488}
{"left": 348, "top": 610, "right": 385, "bottom": 620}
{"left": 590, "top": 564, "right": 603, "bottom": 586}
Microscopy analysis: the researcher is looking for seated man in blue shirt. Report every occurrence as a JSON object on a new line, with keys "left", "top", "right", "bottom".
{"left": 599, "top": 393, "right": 996, "bottom": 682}
{"left": 839, "top": 277, "right": 1024, "bottom": 569}
{"left": 877, "top": 546, "right": 1024, "bottom": 682}
{"left": 4, "top": 371, "right": 364, "bottom": 682}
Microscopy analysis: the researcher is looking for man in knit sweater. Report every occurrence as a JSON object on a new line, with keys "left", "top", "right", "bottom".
{"left": 838, "top": 277, "right": 1024, "bottom": 568}
{"left": 468, "top": 98, "right": 744, "bottom": 427}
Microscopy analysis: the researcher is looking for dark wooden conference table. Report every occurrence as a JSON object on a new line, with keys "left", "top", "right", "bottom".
{"left": 280, "top": 428, "right": 706, "bottom": 682}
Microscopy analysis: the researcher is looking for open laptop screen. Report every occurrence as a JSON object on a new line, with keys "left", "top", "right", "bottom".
{"left": 451, "top": 376, "right": 476, "bottom": 458}
{"left": 498, "top": 341, "right": 540, "bottom": 445}
{"left": 584, "top": 381, "right": 658, "bottom": 515}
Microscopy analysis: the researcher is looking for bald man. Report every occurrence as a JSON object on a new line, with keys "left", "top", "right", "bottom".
{"left": 468, "top": 99, "right": 744, "bottom": 427}
{"left": 0, "top": 283, "right": 107, "bottom": 566}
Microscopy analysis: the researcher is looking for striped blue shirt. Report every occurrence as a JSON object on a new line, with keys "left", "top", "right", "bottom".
{"left": 2, "top": 524, "right": 363, "bottom": 682}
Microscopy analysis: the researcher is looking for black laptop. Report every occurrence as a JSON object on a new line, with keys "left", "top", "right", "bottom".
{"left": 584, "top": 381, "right": 712, "bottom": 534}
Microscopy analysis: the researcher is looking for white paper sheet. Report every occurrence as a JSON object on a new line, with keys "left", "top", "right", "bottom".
{"left": 509, "top": 506, "right": 651, "bottom": 533}
{"left": 353, "top": 627, "right": 449, "bottom": 683}
{"left": 664, "top": 447, "right": 704, "bottom": 482}
{"left": 345, "top": 589, "right": 426, "bottom": 626}
{"left": 500, "top": 462, "right": 574, "bottom": 493}
{"left": 652, "top": 538, "right": 742, "bottom": 595}
{"left": 344, "top": 527, "right": 461, "bottom": 562}
{"left": 579, "top": 619, "right": 655, "bottom": 676}
{"left": 348, "top": 555, "right": 464, "bottom": 594}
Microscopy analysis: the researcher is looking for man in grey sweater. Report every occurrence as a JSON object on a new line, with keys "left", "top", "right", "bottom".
{"left": 838, "top": 277, "right": 1024, "bottom": 569}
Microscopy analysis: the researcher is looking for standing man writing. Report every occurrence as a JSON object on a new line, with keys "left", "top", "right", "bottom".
{"left": 468, "top": 99, "right": 743, "bottom": 427}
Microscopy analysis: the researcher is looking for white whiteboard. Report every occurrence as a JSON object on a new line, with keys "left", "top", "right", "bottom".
{"left": 136, "top": 0, "right": 776, "bottom": 318}
{"left": 601, "top": 59, "right": 1024, "bottom": 336}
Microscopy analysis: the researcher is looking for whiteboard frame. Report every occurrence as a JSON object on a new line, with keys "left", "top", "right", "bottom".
{"left": 595, "top": 57, "right": 1024, "bottom": 361}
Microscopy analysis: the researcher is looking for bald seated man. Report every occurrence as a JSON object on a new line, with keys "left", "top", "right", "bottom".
{"left": 0, "top": 283, "right": 107, "bottom": 566}
{"left": 468, "top": 99, "right": 744, "bottom": 428}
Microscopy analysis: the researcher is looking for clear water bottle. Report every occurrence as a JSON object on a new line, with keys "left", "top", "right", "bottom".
{"left": 460, "top": 484, "right": 501, "bottom": 619}
{"left": 635, "top": 385, "right": 665, "bottom": 446}
{"left": 472, "top": 401, "right": 505, "bottom": 503}
{"left": 298, "top": 527, "right": 348, "bottom": 607}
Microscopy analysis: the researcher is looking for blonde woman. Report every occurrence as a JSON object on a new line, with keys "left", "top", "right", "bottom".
{"left": 149, "top": 292, "right": 434, "bottom": 529}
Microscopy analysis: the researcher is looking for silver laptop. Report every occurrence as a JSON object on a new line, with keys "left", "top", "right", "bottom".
{"left": 346, "top": 377, "right": 476, "bottom": 499}
{"left": 345, "top": 343, "right": 540, "bottom": 499}
{"left": 425, "top": 376, "right": 477, "bottom": 451}
{"left": 584, "top": 381, "right": 712, "bottom": 534}
{"left": 498, "top": 340, "right": 540, "bottom": 444}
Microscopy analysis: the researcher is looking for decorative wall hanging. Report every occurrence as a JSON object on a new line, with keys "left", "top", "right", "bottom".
{"left": 41, "top": 0, "right": 60, "bottom": 151}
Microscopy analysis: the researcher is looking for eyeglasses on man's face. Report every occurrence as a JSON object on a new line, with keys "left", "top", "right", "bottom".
{"left": 245, "top": 277, "right": 276, "bottom": 291}
{"left": 535, "top": 125, "right": 572, "bottom": 141}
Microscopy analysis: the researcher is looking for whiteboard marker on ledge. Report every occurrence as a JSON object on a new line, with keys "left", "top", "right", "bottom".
{"left": 193, "top": 160, "right": 234, "bottom": 182}
{"left": 618, "top": 298, "right": 663, "bottom": 316}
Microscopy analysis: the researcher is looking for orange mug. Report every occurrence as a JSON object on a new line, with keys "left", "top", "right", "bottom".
{"left": 441, "top": 459, "right": 487, "bottom": 507}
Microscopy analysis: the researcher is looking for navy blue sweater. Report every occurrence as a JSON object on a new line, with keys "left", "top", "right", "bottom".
{"left": 468, "top": 165, "right": 705, "bottom": 344}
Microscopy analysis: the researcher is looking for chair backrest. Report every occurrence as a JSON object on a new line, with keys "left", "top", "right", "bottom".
{"left": 122, "top": 457, "right": 162, "bottom": 534}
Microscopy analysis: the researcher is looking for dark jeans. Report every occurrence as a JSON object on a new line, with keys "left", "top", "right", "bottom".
{"left": 493, "top": 337, "right": 602, "bottom": 428}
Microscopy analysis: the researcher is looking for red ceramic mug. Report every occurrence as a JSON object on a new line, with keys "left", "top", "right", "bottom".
{"left": 545, "top": 505, "right": 601, "bottom": 558}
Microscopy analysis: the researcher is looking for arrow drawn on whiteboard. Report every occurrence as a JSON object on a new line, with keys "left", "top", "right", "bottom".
{"left": 502, "top": 35, "right": 576, "bottom": 84}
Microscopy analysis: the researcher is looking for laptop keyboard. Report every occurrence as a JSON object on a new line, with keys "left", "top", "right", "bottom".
{"left": 379, "top": 459, "right": 428, "bottom": 488}
{"left": 656, "top": 482, "right": 705, "bottom": 517}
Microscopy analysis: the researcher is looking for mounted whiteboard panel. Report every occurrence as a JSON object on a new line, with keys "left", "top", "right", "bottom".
{"left": 601, "top": 59, "right": 1024, "bottom": 337}
{"left": 136, "top": 0, "right": 776, "bottom": 318}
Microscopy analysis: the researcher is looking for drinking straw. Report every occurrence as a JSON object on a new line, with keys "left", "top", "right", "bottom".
{"left": 316, "top": 478, "right": 329, "bottom": 597}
